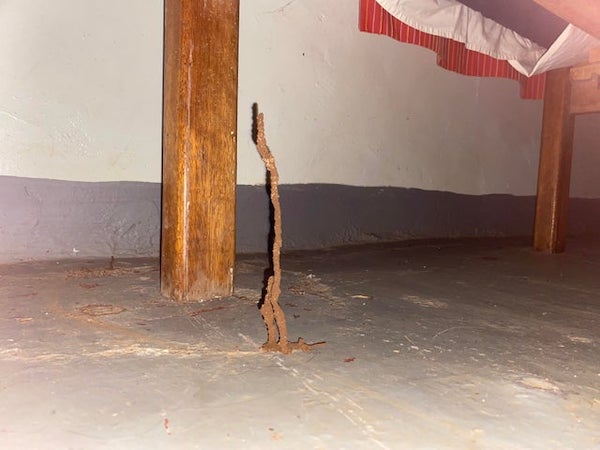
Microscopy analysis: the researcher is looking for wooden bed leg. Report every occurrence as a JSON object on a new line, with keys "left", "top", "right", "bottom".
{"left": 533, "top": 68, "right": 575, "bottom": 253}
{"left": 161, "top": 0, "right": 239, "bottom": 301}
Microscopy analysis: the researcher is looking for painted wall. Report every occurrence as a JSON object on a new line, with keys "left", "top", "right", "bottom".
{"left": 1, "top": 0, "right": 600, "bottom": 262}
{"left": 238, "top": 1, "right": 600, "bottom": 197}
{"left": 0, "top": 0, "right": 163, "bottom": 182}
{"left": 2, "top": 0, "right": 598, "bottom": 196}
{"left": 239, "top": 1, "right": 543, "bottom": 195}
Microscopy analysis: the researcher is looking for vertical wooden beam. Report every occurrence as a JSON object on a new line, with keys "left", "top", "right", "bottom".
{"left": 533, "top": 68, "right": 575, "bottom": 253}
{"left": 162, "top": 0, "right": 239, "bottom": 301}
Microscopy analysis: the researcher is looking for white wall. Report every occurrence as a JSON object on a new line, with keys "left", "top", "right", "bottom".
{"left": 1, "top": 0, "right": 599, "bottom": 196}
{"left": 238, "top": 0, "right": 542, "bottom": 194}
{"left": 0, "top": 0, "right": 163, "bottom": 182}
{"left": 572, "top": 114, "right": 600, "bottom": 198}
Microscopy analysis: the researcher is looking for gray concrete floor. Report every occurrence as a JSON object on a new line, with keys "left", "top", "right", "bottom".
{"left": 1, "top": 237, "right": 599, "bottom": 449}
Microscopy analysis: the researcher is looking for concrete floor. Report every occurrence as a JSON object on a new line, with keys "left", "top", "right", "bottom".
{"left": 1, "top": 237, "right": 599, "bottom": 449}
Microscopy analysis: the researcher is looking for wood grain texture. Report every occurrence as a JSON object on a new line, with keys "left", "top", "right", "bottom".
{"left": 533, "top": 68, "right": 575, "bottom": 253}
{"left": 530, "top": 0, "right": 600, "bottom": 40}
{"left": 161, "top": 0, "right": 239, "bottom": 301}
{"left": 570, "top": 78, "right": 600, "bottom": 115}
{"left": 569, "top": 55, "right": 600, "bottom": 115}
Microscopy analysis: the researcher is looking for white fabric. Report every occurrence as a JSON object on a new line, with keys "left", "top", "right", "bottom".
{"left": 375, "top": 0, "right": 600, "bottom": 76}
{"left": 510, "top": 24, "right": 600, "bottom": 76}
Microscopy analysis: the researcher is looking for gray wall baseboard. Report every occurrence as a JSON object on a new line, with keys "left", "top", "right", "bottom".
{"left": 1, "top": 176, "right": 599, "bottom": 262}
{"left": 0, "top": 176, "right": 161, "bottom": 262}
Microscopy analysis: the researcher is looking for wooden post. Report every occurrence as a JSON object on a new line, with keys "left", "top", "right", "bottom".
{"left": 533, "top": 68, "right": 575, "bottom": 253}
{"left": 161, "top": 0, "right": 239, "bottom": 301}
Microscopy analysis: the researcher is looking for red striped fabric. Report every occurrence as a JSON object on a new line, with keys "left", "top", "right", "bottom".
{"left": 359, "top": 0, "right": 546, "bottom": 99}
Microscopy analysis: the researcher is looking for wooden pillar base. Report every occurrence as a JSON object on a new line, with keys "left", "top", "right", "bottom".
{"left": 533, "top": 68, "right": 575, "bottom": 253}
{"left": 161, "top": 0, "right": 239, "bottom": 301}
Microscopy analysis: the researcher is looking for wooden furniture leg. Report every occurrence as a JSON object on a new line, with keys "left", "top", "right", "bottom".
{"left": 161, "top": 0, "right": 239, "bottom": 301}
{"left": 533, "top": 68, "right": 575, "bottom": 253}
